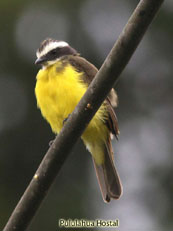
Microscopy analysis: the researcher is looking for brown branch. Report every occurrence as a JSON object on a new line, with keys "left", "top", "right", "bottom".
{"left": 3, "top": 0, "right": 164, "bottom": 230}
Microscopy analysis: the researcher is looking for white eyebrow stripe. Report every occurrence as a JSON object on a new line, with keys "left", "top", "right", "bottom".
{"left": 36, "top": 41, "right": 69, "bottom": 58}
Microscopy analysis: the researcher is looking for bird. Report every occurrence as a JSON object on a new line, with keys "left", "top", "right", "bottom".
{"left": 35, "top": 38, "right": 122, "bottom": 202}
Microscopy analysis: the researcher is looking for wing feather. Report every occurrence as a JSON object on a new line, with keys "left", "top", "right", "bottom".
{"left": 67, "top": 55, "right": 119, "bottom": 137}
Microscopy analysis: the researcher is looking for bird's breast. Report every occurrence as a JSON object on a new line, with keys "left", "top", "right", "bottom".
{"left": 35, "top": 63, "right": 87, "bottom": 133}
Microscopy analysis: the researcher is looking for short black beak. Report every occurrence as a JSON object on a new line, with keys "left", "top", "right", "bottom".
{"left": 35, "top": 57, "right": 47, "bottom": 65}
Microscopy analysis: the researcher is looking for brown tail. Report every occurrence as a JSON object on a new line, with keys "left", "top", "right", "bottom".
{"left": 93, "top": 140, "right": 122, "bottom": 203}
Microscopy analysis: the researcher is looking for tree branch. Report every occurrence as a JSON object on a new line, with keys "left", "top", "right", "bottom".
{"left": 3, "top": 0, "right": 164, "bottom": 230}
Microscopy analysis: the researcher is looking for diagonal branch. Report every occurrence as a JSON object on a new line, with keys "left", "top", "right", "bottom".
{"left": 3, "top": 0, "right": 164, "bottom": 230}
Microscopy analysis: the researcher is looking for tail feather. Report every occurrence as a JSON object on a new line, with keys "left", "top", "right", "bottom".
{"left": 93, "top": 159, "right": 111, "bottom": 202}
{"left": 93, "top": 139, "right": 122, "bottom": 202}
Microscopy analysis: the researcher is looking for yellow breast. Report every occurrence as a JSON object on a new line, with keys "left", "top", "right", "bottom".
{"left": 35, "top": 62, "right": 88, "bottom": 133}
{"left": 35, "top": 61, "right": 109, "bottom": 164}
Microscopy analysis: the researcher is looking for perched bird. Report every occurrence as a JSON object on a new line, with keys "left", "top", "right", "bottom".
{"left": 35, "top": 38, "right": 122, "bottom": 202}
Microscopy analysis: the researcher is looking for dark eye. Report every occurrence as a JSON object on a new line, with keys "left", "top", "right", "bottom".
{"left": 51, "top": 49, "right": 58, "bottom": 55}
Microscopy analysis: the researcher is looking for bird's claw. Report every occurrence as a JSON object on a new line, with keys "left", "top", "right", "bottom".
{"left": 49, "top": 139, "right": 55, "bottom": 147}
{"left": 63, "top": 114, "right": 71, "bottom": 125}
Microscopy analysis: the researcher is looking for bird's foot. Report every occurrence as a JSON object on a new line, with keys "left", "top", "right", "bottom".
{"left": 49, "top": 138, "right": 55, "bottom": 147}
{"left": 63, "top": 114, "right": 71, "bottom": 125}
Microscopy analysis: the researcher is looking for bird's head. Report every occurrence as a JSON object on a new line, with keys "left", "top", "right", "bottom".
{"left": 35, "top": 38, "right": 77, "bottom": 67}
